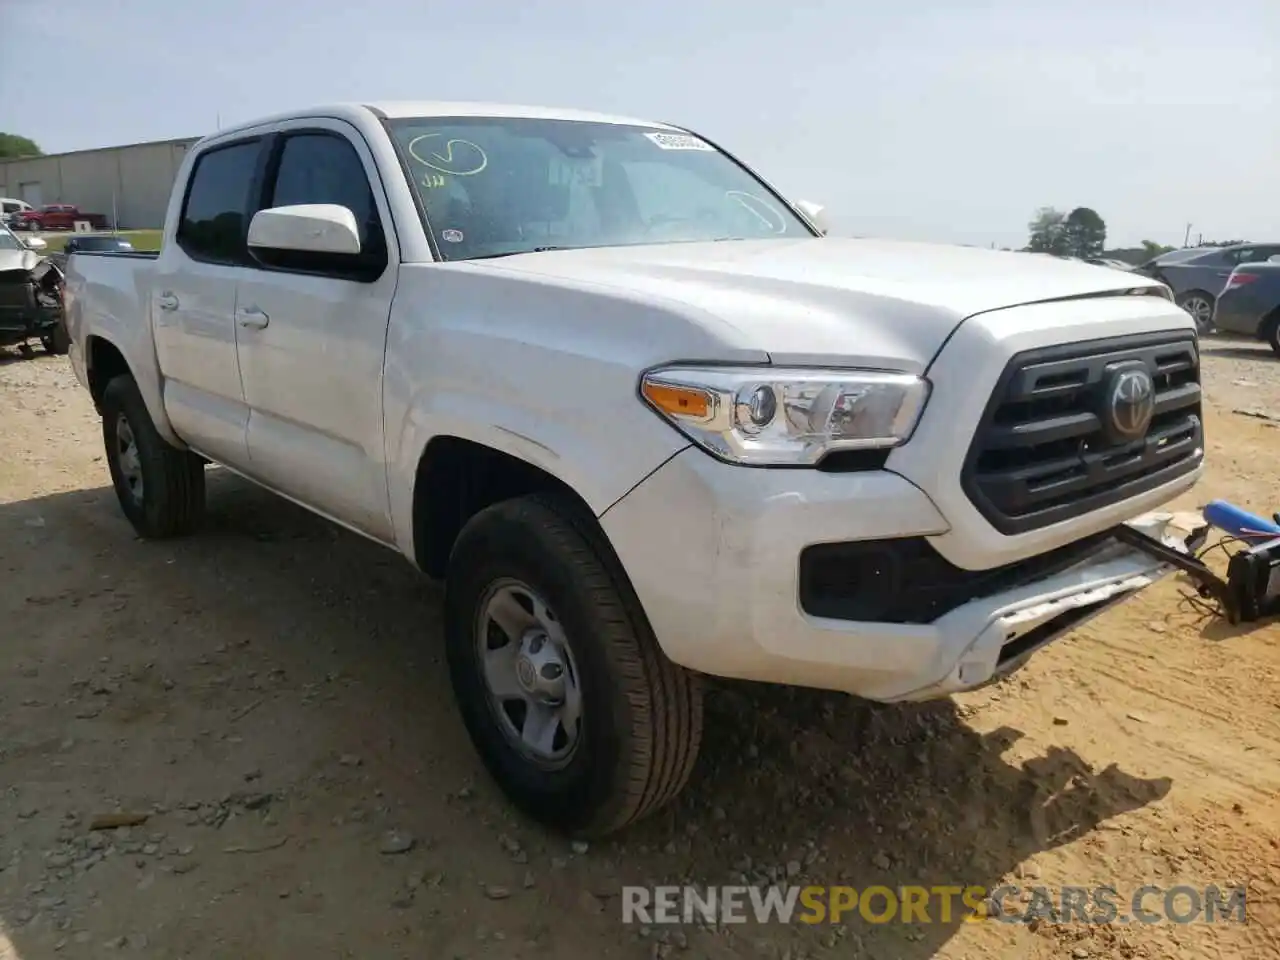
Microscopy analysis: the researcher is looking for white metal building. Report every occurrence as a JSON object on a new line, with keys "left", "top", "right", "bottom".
{"left": 0, "top": 136, "right": 199, "bottom": 229}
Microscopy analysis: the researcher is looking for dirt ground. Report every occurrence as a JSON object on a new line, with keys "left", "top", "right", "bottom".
{"left": 1, "top": 339, "right": 1278, "bottom": 960}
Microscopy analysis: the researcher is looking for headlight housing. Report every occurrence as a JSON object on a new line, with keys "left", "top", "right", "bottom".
{"left": 640, "top": 366, "right": 930, "bottom": 466}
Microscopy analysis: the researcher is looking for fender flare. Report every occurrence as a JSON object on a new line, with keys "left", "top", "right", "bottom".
{"left": 84, "top": 330, "right": 187, "bottom": 449}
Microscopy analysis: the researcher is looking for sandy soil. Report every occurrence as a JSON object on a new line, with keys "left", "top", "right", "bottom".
{"left": 1, "top": 339, "right": 1278, "bottom": 960}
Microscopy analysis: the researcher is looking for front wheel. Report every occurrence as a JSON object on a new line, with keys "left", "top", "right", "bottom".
{"left": 41, "top": 320, "right": 70, "bottom": 355}
{"left": 1262, "top": 312, "right": 1280, "bottom": 359}
{"left": 101, "top": 374, "right": 206, "bottom": 538}
{"left": 443, "top": 494, "right": 703, "bottom": 837}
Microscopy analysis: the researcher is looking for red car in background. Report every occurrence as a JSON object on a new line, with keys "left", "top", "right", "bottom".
{"left": 15, "top": 204, "right": 110, "bottom": 232}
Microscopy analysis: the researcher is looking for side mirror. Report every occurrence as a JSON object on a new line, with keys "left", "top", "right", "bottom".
{"left": 794, "top": 200, "right": 830, "bottom": 237}
{"left": 247, "top": 204, "right": 361, "bottom": 256}
{"left": 1268, "top": 254, "right": 1280, "bottom": 263}
{"left": 24, "top": 236, "right": 47, "bottom": 251}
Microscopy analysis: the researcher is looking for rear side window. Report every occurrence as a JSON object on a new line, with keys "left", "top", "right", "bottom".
{"left": 1238, "top": 245, "right": 1280, "bottom": 264}
{"left": 177, "top": 141, "right": 260, "bottom": 265}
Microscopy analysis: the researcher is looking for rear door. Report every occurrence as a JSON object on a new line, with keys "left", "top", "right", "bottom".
{"left": 151, "top": 137, "right": 266, "bottom": 467}
{"left": 1165, "top": 249, "right": 1229, "bottom": 296}
{"left": 232, "top": 121, "right": 398, "bottom": 540}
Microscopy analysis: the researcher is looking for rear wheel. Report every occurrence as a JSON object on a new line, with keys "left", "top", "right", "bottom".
{"left": 101, "top": 374, "right": 205, "bottom": 538}
{"left": 443, "top": 494, "right": 703, "bottom": 836}
{"left": 1176, "top": 290, "right": 1215, "bottom": 332}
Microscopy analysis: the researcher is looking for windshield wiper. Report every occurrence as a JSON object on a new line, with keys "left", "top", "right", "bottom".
{"left": 462, "top": 246, "right": 572, "bottom": 261}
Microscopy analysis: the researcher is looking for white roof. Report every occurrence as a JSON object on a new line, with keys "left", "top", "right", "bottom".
{"left": 208, "top": 101, "right": 680, "bottom": 141}
{"left": 366, "top": 100, "right": 679, "bottom": 129}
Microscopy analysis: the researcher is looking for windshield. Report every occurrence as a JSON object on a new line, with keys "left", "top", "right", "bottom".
{"left": 0, "top": 227, "right": 25, "bottom": 252}
{"left": 386, "top": 116, "right": 813, "bottom": 260}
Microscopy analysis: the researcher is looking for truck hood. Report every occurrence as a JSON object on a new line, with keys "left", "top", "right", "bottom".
{"left": 0, "top": 248, "right": 43, "bottom": 275}
{"left": 476, "top": 237, "right": 1164, "bottom": 371}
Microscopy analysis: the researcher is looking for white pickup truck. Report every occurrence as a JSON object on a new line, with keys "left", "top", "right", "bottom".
{"left": 65, "top": 101, "right": 1205, "bottom": 836}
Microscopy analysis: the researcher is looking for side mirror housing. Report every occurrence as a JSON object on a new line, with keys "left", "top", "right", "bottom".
{"left": 247, "top": 204, "right": 361, "bottom": 256}
{"left": 794, "top": 200, "right": 830, "bottom": 237}
{"left": 24, "top": 236, "right": 48, "bottom": 251}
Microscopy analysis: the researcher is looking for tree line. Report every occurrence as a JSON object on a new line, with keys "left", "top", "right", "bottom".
{"left": 1026, "top": 207, "right": 1109, "bottom": 258}
{"left": 0, "top": 133, "right": 43, "bottom": 160}
{"left": 1023, "top": 206, "right": 1253, "bottom": 264}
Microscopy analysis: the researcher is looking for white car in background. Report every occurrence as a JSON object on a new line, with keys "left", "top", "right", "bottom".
{"left": 1, "top": 197, "right": 35, "bottom": 229}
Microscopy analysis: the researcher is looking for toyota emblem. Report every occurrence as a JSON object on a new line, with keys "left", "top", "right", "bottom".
{"left": 1109, "top": 369, "right": 1155, "bottom": 439}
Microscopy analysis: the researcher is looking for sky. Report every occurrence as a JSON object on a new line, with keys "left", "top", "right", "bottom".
{"left": 1, "top": 0, "right": 1275, "bottom": 249}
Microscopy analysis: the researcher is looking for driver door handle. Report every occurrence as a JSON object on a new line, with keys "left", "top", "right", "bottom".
{"left": 236, "top": 306, "right": 270, "bottom": 330}
{"left": 157, "top": 292, "right": 179, "bottom": 312}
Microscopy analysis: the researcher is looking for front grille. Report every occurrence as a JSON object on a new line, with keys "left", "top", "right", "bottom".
{"left": 799, "top": 533, "right": 1114, "bottom": 624}
{"left": 963, "top": 332, "right": 1203, "bottom": 535}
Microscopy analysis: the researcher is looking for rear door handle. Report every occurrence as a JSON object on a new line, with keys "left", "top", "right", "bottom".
{"left": 157, "top": 292, "right": 179, "bottom": 311}
{"left": 236, "top": 306, "right": 270, "bottom": 330}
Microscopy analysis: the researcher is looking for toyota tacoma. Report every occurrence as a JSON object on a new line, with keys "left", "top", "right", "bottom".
{"left": 63, "top": 102, "right": 1205, "bottom": 836}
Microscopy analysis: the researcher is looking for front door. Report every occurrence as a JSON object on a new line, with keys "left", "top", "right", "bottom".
{"left": 233, "top": 122, "right": 398, "bottom": 540}
{"left": 150, "top": 137, "right": 264, "bottom": 467}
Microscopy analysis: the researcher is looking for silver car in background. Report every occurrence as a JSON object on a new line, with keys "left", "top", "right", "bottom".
{"left": 1135, "top": 242, "right": 1280, "bottom": 330}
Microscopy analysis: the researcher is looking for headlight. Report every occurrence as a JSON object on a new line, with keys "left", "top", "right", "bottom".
{"left": 640, "top": 366, "right": 930, "bottom": 466}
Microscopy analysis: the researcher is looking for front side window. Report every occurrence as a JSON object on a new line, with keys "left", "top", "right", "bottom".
{"left": 258, "top": 132, "right": 387, "bottom": 277}
{"left": 177, "top": 140, "right": 261, "bottom": 264}
{"left": 386, "top": 116, "right": 812, "bottom": 260}
{"left": 269, "top": 133, "right": 383, "bottom": 251}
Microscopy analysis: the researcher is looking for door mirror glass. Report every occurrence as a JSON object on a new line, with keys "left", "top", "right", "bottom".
{"left": 794, "top": 200, "right": 830, "bottom": 236}
{"left": 247, "top": 204, "right": 362, "bottom": 256}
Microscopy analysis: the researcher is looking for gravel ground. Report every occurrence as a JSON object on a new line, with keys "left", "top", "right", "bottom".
{"left": 1, "top": 336, "right": 1278, "bottom": 960}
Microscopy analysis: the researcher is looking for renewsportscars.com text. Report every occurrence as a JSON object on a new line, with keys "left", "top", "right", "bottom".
{"left": 622, "top": 884, "right": 1247, "bottom": 926}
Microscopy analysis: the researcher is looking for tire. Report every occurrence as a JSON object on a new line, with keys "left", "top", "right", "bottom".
{"left": 1175, "top": 290, "right": 1215, "bottom": 332}
{"left": 101, "top": 374, "right": 205, "bottom": 538}
{"left": 1262, "top": 313, "right": 1280, "bottom": 359}
{"left": 444, "top": 494, "right": 703, "bottom": 837}
{"left": 41, "top": 320, "right": 70, "bottom": 355}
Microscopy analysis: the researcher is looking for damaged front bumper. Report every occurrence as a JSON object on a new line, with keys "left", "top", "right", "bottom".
{"left": 0, "top": 260, "right": 64, "bottom": 347}
{"left": 884, "top": 511, "right": 1209, "bottom": 702}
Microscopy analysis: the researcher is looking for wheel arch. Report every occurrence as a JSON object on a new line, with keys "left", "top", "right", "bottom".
{"left": 1258, "top": 305, "right": 1280, "bottom": 347}
{"left": 83, "top": 332, "right": 186, "bottom": 448}
{"left": 86, "top": 334, "right": 132, "bottom": 412}
{"left": 411, "top": 435, "right": 609, "bottom": 579}
{"left": 1176, "top": 287, "right": 1216, "bottom": 305}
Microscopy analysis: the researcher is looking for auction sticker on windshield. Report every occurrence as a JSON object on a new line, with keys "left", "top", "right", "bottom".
{"left": 644, "top": 132, "right": 714, "bottom": 151}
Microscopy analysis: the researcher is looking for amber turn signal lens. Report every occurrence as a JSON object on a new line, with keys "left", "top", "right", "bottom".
{"left": 641, "top": 381, "right": 713, "bottom": 420}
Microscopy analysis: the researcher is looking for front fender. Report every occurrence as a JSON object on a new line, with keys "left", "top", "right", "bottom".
{"left": 385, "top": 381, "right": 688, "bottom": 562}
{"left": 379, "top": 265, "right": 739, "bottom": 560}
